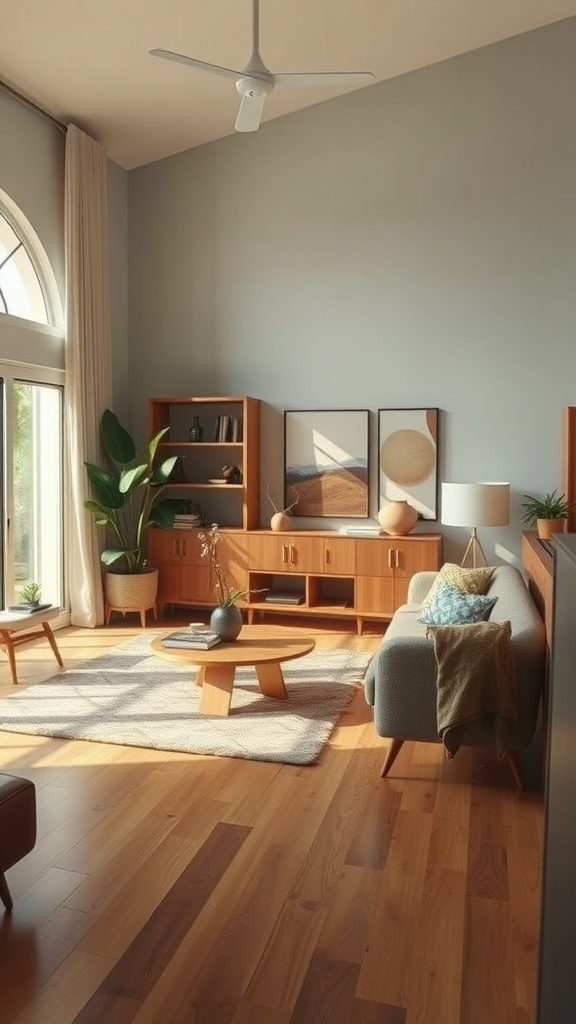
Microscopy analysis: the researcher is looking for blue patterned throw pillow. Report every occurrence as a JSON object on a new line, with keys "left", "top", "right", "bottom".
{"left": 418, "top": 580, "right": 497, "bottom": 625}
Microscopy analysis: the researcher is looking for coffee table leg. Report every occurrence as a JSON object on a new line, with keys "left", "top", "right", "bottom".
{"left": 199, "top": 664, "right": 236, "bottom": 716}
{"left": 255, "top": 661, "right": 287, "bottom": 700}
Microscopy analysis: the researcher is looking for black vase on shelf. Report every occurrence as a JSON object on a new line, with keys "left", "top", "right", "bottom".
{"left": 189, "top": 416, "right": 203, "bottom": 442}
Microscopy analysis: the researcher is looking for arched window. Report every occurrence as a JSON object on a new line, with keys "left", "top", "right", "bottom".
{"left": 0, "top": 190, "right": 64, "bottom": 331}
{"left": 0, "top": 210, "right": 49, "bottom": 323}
{"left": 0, "top": 190, "right": 65, "bottom": 614}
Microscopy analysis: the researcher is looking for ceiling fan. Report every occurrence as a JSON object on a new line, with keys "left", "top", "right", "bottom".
{"left": 150, "top": 0, "right": 374, "bottom": 133}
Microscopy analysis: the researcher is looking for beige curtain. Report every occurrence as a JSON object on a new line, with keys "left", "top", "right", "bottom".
{"left": 64, "top": 124, "right": 113, "bottom": 626}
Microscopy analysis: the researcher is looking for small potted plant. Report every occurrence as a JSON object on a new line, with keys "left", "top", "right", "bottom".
{"left": 84, "top": 409, "right": 186, "bottom": 616}
{"left": 521, "top": 490, "right": 575, "bottom": 540}
{"left": 18, "top": 581, "right": 42, "bottom": 607}
{"left": 198, "top": 523, "right": 250, "bottom": 640}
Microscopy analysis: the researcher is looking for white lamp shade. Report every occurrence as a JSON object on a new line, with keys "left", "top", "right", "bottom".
{"left": 441, "top": 482, "right": 510, "bottom": 527}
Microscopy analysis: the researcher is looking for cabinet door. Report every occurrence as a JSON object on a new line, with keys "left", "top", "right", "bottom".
{"left": 356, "top": 576, "right": 396, "bottom": 615}
{"left": 394, "top": 538, "right": 441, "bottom": 578}
{"left": 324, "top": 537, "right": 355, "bottom": 575}
{"left": 248, "top": 534, "right": 324, "bottom": 573}
{"left": 149, "top": 529, "right": 205, "bottom": 567}
{"left": 156, "top": 564, "right": 212, "bottom": 605}
{"left": 217, "top": 533, "right": 249, "bottom": 596}
{"left": 355, "top": 538, "right": 396, "bottom": 578}
{"left": 148, "top": 529, "right": 181, "bottom": 566}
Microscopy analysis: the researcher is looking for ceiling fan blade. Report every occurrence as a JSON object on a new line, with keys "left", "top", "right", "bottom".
{"left": 273, "top": 71, "right": 375, "bottom": 87}
{"left": 149, "top": 48, "right": 242, "bottom": 82}
{"left": 235, "top": 93, "right": 266, "bottom": 132}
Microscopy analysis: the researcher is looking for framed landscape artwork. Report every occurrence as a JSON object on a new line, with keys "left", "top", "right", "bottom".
{"left": 284, "top": 409, "right": 369, "bottom": 517}
{"left": 378, "top": 408, "right": 439, "bottom": 520}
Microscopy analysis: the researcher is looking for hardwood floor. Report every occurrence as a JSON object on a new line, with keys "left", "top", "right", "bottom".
{"left": 0, "top": 616, "right": 543, "bottom": 1023}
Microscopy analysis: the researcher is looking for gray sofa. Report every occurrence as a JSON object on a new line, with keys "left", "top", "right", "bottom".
{"left": 364, "top": 564, "right": 546, "bottom": 784}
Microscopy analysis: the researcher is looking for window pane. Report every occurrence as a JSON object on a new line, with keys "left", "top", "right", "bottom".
{"left": 13, "top": 381, "right": 63, "bottom": 606}
{"left": 0, "top": 212, "right": 49, "bottom": 324}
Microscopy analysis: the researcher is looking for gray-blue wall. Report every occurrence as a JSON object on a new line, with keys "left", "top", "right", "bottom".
{"left": 127, "top": 17, "right": 576, "bottom": 563}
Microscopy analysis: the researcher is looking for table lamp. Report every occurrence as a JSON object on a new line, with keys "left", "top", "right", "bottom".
{"left": 441, "top": 482, "right": 510, "bottom": 567}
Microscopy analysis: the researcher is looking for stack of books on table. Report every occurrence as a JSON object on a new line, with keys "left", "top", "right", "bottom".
{"left": 161, "top": 628, "right": 221, "bottom": 650}
{"left": 173, "top": 511, "right": 203, "bottom": 529}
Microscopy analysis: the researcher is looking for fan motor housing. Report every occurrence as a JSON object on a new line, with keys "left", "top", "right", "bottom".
{"left": 236, "top": 75, "right": 274, "bottom": 98}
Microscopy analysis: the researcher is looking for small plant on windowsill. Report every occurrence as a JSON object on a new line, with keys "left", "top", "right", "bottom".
{"left": 18, "top": 581, "right": 42, "bottom": 606}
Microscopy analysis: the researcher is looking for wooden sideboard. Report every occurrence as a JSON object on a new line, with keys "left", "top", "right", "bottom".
{"left": 150, "top": 528, "right": 443, "bottom": 635}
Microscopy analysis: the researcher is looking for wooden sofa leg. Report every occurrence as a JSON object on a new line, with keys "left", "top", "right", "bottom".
{"left": 505, "top": 750, "right": 524, "bottom": 790}
{"left": 381, "top": 738, "right": 404, "bottom": 778}
{"left": 0, "top": 873, "right": 13, "bottom": 911}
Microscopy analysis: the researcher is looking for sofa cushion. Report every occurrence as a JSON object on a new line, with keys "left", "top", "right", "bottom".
{"left": 418, "top": 580, "right": 497, "bottom": 625}
{"left": 421, "top": 562, "right": 496, "bottom": 607}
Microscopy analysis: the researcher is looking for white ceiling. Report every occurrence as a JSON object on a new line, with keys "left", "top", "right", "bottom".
{"left": 2, "top": 0, "right": 576, "bottom": 170}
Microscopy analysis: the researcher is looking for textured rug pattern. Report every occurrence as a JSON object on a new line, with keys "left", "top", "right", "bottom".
{"left": 0, "top": 634, "right": 371, "bottom": 765}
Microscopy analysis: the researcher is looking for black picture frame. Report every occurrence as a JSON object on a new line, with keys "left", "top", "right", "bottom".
{"left": 284, "top": 409, "right": 370, "bottom": 518}
{"left": 377, "top": 408, "right": 439, "bottom": 520}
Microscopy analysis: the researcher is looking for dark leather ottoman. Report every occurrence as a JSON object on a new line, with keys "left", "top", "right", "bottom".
{"left": 0, "top": 773, "right": 36, "bottom": 910}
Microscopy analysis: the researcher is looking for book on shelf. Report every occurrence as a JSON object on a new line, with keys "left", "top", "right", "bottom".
{"left": 231, "top": 417, "right": 243, "bottom": 442}
{"left": 215, "top": 415, "right": 231, "bottom": 442}
{"left": 173, "top": 513, "right": 203, "bottom": 528}
{"left": 263, "top": 591, "right": 305, "bottom": 605}
{"left": 161, "top": 630, "right": 221, "bottom": 650}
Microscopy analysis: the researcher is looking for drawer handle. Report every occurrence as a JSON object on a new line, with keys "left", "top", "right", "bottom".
{"left": 282, "top": 545, "right": 288, "bottom": 564}
{"left": 388, "top": 550, "right": 393, "bottom": 569}
{"left": 290, "top": 546, "right": 296, "bottom": 565}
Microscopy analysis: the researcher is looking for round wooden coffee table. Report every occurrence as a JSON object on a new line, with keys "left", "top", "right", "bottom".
{"left": 151, "top": 624, "right": 315, "bottom": 717}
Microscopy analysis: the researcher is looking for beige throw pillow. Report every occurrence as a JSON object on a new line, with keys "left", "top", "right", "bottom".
{"left": 422, "top": 563, "right": 496, "bottom": 608}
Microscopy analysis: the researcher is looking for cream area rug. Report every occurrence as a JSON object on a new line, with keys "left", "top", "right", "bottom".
{"left": 0, "top": 634, "right": 371, "bottom": 765}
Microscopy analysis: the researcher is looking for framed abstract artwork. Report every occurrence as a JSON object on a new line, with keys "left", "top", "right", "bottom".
{"left": 378, "top": 408, "right": 439, "bottom": 520}
{"left": 284, "top": 409, "right": 369, "bottom": 518}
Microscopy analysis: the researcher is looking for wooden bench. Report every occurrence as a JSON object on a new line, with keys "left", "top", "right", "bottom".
{"left": 0, "top": 606, "right": 63, "bottom": 685}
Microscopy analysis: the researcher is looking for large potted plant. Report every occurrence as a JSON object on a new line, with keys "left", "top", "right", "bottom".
{"left": 521, "top": 490, "right": 575, "bottom": 540}
{"left": 84, "top": 409, "right": 185, "bottom": 618}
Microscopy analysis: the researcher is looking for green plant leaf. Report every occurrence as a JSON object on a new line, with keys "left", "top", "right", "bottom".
{"left": 101, "top": 409, "right": 136, "bottom": 465}
{"left": 148, "top": 498, "right": 183, "bottom": 525}
{"left": 119, "top": 463, "right": 148, "bottom": 494}
{"left": 146, "top": 427, "right": 170, "bottom": 465}
{"left": 100, "top": 548, "right": 127, "bottom": 566}
{"left": 85, "top": 463, "right": 124, "bottom": 509}
{"left": 151, "top": 456, "right": 178, "bottom": 485}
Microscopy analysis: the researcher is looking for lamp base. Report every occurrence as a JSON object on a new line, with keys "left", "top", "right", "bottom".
{"left": 461, "top": 527, "right": 488, "bottom": 569}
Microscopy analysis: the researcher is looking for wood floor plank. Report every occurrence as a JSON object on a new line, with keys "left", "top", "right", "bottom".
{"left": 345, "top": 779, "right": 401, "bottom": 870}
{"left": 10, "top": 951, "right": 113, "bottom": 1024}
{"left": 403, "top": 867, "right": 466, "bottom": 1024}
{"left": 507, "top": 844, "right": 541, "bottom": 1022}
{"left": 230, "top": 1003, "right": 292, "bottom": 1024}
{"left": 466, "top": 786, "right": 509, "bottom": 901}
{"left": 460, "top": 895, "right": 517, "bottom": 1024}
{"left": 315, "top": 865, "right": 381, "bottom": 965}
{"left": 289, "top": 957, "right": 406, "bottom": 1024}
{"left": 95, "top": 822, "right": 250, "bottom": 1001}
{"left": 245, "top": 896, "right": 328, "bottom": 1010}
{"left": 356, "top": 809, "right": 433, "bottom": 1006}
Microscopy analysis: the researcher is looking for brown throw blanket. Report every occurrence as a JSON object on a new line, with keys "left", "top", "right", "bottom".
{"left": 426, "top": 620, "right": 518, "bottom": 759}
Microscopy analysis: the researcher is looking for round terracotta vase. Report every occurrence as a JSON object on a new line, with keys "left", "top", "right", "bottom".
{"left": 377, "top": 500, "right": 418, "bottom": 537}
{"left": 270, "top": 512, "right": 291, "bottom": 532}
{"left": 210, "top": 604, "right": 243, "bottom": 641}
